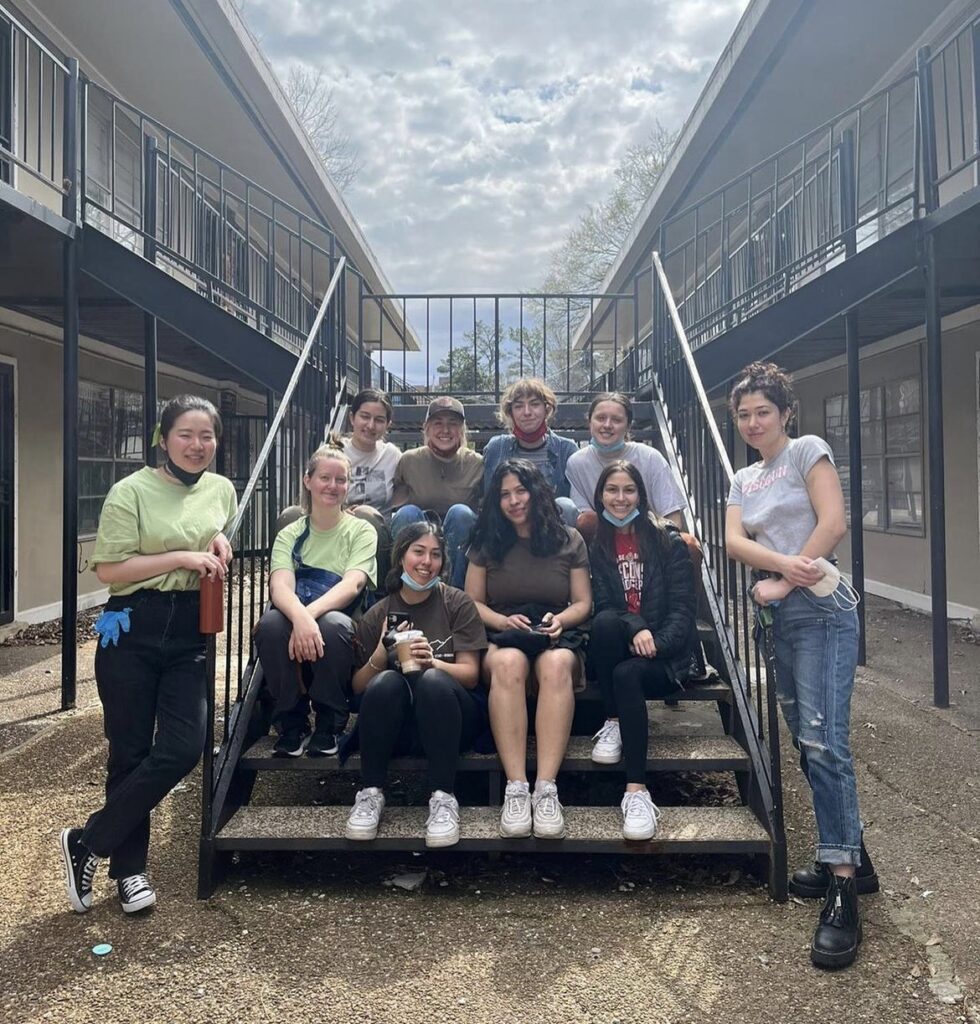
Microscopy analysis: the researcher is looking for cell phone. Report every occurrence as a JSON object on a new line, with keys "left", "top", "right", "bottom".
{"left": 387, "top": 613, "right": 411, "bottom": 632}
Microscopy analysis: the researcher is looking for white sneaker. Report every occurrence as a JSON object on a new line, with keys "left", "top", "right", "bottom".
{"left": 591, "top": 719, "right": 623, "bottom": 764}
{"left": 345, "top": 787, "right": 385, "bottom": 840}
{"left": 621, "top": 789, "right": 661, "bottom": 841}
{"left": 499, "top": 780, "right": 532, "bottom": 837}
{"left": 531, "top": 779, "right": 566, "bottom": 839}
{"left": 425, "top": 790, "right": 460, "bottom": 848}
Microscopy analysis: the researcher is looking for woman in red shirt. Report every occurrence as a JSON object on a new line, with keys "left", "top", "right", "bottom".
{"left": 587, "top": 461, "right": 698, "bottom": 841}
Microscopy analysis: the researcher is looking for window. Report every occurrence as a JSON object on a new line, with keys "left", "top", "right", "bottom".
{"left": 78, "top": 381, "right": 144, "bottom": 535}
{"left": 824, "top": 377, "right": 923, "bottom": 534}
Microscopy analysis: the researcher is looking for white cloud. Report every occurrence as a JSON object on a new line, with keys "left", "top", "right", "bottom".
{"left": 241, "top": 0, "right": 750, "bottom": 292}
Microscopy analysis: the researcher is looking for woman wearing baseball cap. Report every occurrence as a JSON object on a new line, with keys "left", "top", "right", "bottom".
{"left": 390, "top": 396, "right": 482, "bottom": 587}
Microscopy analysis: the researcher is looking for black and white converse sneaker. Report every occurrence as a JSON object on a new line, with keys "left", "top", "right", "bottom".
{"left": 118, "top": 873, "right": 157, "bottom": 914}
{"left": 60, "top": 828, "right": 100, "bottom": 913}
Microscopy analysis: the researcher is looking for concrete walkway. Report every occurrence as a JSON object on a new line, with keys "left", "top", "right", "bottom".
{"left": 0, "top": 602, "right": 977, "bottom": 1023}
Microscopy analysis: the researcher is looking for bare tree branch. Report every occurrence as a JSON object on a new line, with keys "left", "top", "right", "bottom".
{"left": 283, "top": 65, "right": 362, "bottom": 192}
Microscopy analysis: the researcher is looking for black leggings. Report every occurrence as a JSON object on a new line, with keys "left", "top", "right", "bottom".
{"left": 357, "top": 668, "right": 485, "bottom": 793}
{"left": 591, "top": 609, "right": 679, "bottom": 784}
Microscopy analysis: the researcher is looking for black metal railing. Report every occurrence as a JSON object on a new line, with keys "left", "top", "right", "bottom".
{"left": 926, "top": 16, "right": 980, "bottom": 198}
{"left": 0, "top": 3, "right": 70, "bottom": 197}
{"left": 650, "top": 250, "right": 787, "bottom": 891}
{"left": 358, "top": 286, "right": 643, "bottom": 403}
{"left": 199, "top": 258, "right": 346, "bottom": 891}
{"left": 660, "top": 70, "right": 920, "bottom": 347}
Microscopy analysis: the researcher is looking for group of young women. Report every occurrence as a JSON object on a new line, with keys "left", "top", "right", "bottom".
{"left": 61, "top": 364, "right": 872, "bottom": 970}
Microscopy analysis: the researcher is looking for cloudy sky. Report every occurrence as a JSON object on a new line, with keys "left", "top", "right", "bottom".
{"left": 239, "top": 0, "right": 750, "bottom": 295}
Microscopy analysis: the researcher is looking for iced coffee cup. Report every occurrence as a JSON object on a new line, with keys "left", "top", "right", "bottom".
{"left": 394, "top": 629, "right": 425, "bottom": 674}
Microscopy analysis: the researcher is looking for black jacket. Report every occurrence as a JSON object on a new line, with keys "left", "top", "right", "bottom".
{"left": 590, "top": 525, "right": 698, "bottom": 685}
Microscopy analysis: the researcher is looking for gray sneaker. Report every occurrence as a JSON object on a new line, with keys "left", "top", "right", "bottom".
{"left": 345, "top": 787, "right": 385, "bottom": 841}
{"left": 499, "top": 780, "right": 532, "bottom": 837}
{"left": 531, "top": 779, "right": 566, "bottom": 839}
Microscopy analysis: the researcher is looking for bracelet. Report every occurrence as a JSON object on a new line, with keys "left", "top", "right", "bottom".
{"left": 368, "top": 652, "right": 386, "bottom": 671}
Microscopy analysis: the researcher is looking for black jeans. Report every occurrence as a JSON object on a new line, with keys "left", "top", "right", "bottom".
{"left": 590, "top": 609, "right": 678, "bottom": 784}
{"left": 357, "top": 668, "right": 485, "bottom": 793}
{"left": 254, "top": 607, "right": 355, "bottom": 732}
{"left": 82, "top": 591, "right": 207, "bottom": 879}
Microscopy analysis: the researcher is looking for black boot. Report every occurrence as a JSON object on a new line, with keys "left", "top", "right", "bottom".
{"left": 811, "top": 873, "right": 862, "bottom": 969}
{"left": 790, "top": 841, "right": 879, "bottom": 899}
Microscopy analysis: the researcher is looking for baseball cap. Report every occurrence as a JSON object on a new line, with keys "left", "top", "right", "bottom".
{"left": 425, "top": 396, "right": 465, "bottom": 421}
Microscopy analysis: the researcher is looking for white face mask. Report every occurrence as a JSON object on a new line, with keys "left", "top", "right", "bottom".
{"left": 808, "top": 557, "right": 860, "bottom": 610}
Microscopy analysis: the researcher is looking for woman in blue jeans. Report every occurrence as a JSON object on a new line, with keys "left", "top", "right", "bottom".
{"left": 390, "top": 396, "right": 481, "bottom": 587}
{"left": 725, "top": 361, "right": 877, "bottom": 970}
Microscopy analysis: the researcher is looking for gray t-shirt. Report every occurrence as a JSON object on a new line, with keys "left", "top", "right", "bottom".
{"left": 343, "top": 438, "right": 401, "bottom": 513}
{"left": 566, "top": 441, "right": 686, "bottom": 517}
{"left": 727, "top": 435, "right": 835, "bottom": 556}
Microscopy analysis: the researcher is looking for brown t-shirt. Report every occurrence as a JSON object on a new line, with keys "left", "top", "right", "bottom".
{"left": 354, "top": 583, "right": 488, "bottom": 666}
{"left": 467, "top": 527, "right": 590, "bottom": 615}
{"left": 392, "top": 446, "right": 483, "bottom": 516}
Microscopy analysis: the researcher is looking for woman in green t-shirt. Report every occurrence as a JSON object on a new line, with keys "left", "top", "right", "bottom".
{"left": 60, "top": 395, "right": 237, "bottom": 917}
{"left": 254, "top": 441, "right": 378, "bottom": 759}
{"left": 465, "top": 459, "right": 592, "bottom": 842}
{"left": 345, "top": 522, "right": 488, "bottom": 848}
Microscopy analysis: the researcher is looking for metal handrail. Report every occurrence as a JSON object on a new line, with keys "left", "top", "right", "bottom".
{"left": 649, "top": 247, "right": 786, "bottom": 891}
{"left": 652, "top": 252, "right": 734, "bottom": 483}
{"left": 225, "top": 256, "right": 345, "bottom": 544}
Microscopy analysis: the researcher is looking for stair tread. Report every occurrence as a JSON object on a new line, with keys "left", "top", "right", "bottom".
{"left": 218, "top": 803, "right": 769, "bottom": 847}
{"left": 241, "top": 732, "right": 748, "bottom": 772}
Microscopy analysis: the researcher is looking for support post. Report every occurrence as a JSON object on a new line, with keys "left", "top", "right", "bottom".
{"left": 142, "top": 134, "right": 157, "bottom": 262}
{"left": 844, "top": 311, "right": 866, "bottom": 664}
{"left": 60, "top": 59, "right": 79, "bottom": 711}
{"left": 916, "top": 47, "right": 940, "bottom": 215}
{"left": 144, "top": 315, "right": 158, "bottom": 467}
{"left": 922, "top": 232, "right": 949, "bottom": 708}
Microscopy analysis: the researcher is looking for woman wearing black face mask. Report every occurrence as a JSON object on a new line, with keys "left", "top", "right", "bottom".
{"left": 59, "top": 395, "right": 236, "bottom": 917}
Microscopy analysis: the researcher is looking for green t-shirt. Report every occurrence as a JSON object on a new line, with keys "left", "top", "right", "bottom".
{"left": 271, "top": 513, "right": 377, "bottom": 588}
{"left": 90, "top": 467, "right": 238, "bottom": 595}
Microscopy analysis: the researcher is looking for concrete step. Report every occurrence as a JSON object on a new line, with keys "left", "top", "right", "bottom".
{"left": 215, "top": 803, "right": 770, "bottom": 854}
{"left": 239, "top": 732, "right": 750, "bottom": 775}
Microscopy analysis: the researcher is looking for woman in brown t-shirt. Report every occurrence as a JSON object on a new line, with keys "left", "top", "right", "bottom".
{"left": 465, "top": 459, "right": 592, "bottom": 841}
{"left": 347, "top": 522, "right": 488, "bottom": 849}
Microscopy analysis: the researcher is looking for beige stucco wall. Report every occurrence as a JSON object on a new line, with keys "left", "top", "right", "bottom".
{"left": 0, "top": 317, "right": 265, "bottom": 621}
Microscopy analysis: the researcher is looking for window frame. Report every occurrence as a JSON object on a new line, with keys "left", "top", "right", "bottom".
{"left": 78, "top": 380, "right": 145, "bottom": 539}
{"left": 823, "top": 375, "right": 924, "bottom": 537}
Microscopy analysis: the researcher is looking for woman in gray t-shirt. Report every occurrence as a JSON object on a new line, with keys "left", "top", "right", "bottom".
{"left": 725, "top": 362, "right": 875, "bottom": 971}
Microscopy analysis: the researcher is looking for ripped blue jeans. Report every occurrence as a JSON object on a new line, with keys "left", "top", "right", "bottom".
{"left": 771, "top": 584, "right": 862, "bottom": 866}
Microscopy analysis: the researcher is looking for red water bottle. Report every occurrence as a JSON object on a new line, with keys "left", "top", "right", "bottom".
{"left": 199, "top": 575, "right": 225, "bottom": 634}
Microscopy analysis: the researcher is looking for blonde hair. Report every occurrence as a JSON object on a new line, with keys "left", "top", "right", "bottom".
{"left": 300, "top": 436, "right": 350, "bottom": 514}
{"left": 498, "top": 378, "right": 557, "bottom": 429}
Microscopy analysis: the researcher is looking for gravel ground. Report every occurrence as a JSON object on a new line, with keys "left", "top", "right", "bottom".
{"left": 0, "top": 598, "right": 977, "bottom": 1023}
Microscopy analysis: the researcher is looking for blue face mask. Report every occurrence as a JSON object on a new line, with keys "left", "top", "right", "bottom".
{"left": 401, "top": 570, "right": 441, "bottom": 592}
{"left": 590, "top": 437, "right": 626, "bottom": 455}
{"left": 602, "top": 508, "right": 641, "bottom": 528}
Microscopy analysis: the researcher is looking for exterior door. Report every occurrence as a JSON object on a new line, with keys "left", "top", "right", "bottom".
{"left": 0, "top": 363, "right": 13, "bottom": 624}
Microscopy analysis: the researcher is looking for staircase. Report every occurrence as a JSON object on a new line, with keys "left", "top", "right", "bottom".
{"left": 198, "top": 327, "right": 787, "bottom": 899}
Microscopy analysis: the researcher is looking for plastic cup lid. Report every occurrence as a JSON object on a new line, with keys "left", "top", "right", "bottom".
{"left": 92, "top": 943, "right": 113, "bottom": 956}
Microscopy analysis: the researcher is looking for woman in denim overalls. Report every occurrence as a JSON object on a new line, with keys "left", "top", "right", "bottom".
{"left": 725, "top": 362, "right": 878, "bottom": 970}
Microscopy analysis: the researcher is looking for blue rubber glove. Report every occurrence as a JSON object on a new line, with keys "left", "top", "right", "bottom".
{"left": 93, "top": 608, "right": 133, "bottom": 648}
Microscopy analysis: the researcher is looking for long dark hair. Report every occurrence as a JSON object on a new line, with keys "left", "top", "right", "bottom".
{"left": 592, "top": 460, "right": 672, "bottom": 564}
{"left": 471, "top": 459, "right": 567, "bottom": 563}
{"left": 385, "top": 521, "right": 449, "bottom": 593}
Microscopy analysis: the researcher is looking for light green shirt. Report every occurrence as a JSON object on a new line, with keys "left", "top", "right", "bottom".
{"left": 90, "top": 467, "right": 238, "bottom": 595}
{"left": 271, "top": 514, "right": 377, "bottom": 588}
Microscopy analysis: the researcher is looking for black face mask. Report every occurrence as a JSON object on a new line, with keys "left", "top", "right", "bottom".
{"left": 164, "top": 458, "right": 206, "bottom": 487}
